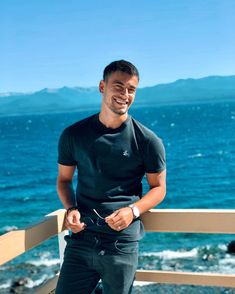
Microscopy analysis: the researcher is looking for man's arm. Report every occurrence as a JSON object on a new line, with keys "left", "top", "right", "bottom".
{"left": 105, "top": 169, "right": 166, "bottom": 231}
{"left": 57, "top": 164, "right": 76, "bottom": 209}
{"left": 132, "top": 169, "right": 166, "bottom": 214}
{"left": 57, "top": 164, "right": 86, "bottom": 233}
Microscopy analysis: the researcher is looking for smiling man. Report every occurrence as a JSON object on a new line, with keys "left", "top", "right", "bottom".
{"left": 55, "top": 60, "right": 166, "bottom": 294}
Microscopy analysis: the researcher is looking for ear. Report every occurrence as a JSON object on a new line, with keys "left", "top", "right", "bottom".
{"left": 99, "top": 80, "right": 105, "bottom": 93}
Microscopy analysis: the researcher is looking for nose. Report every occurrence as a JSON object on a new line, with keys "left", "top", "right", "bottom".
{"left": 120, "top": 88, "right": 129, "bottom": 97}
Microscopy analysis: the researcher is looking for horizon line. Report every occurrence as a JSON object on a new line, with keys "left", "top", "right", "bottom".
{"left": 1, "top": 73, "right": 235, "bottom": 96}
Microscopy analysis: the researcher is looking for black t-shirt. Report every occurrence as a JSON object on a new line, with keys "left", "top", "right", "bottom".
{"left": 58, "top": 113, "right": 166, "bottom": 240}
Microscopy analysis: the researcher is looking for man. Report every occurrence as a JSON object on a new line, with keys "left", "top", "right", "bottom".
{"left": 55, "top": 60, "right": 166, "bottom": 294}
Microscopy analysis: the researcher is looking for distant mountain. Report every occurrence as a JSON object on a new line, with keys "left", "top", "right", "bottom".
{"left": 0, "top": 87, "right": 100, "bottom": 116}
{"left": 136, "top": 75, "right": 235, "bottom": 105}
{"left": 0, "top": 75, "right": 234, "bottom": 116}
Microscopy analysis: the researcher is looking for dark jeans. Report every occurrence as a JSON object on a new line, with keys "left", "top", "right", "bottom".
{"left": 55, "top": 231, "right": 139, "bottom": 294}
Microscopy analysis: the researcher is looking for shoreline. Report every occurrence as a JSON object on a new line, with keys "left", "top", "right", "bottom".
{"left": 133, "top": 283, "right": 235, "bottom": 293}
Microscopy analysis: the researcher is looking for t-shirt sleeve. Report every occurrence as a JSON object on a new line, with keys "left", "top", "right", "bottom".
{"left": 143, "top": 133, "right": 166, "bottom": 173}
{"left": 57, "top": 128, "right": 77, "bottom": 166}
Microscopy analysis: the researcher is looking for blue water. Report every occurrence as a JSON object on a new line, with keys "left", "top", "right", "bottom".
{"left": 0, "top": 101, "right": 235, "bottom": 291}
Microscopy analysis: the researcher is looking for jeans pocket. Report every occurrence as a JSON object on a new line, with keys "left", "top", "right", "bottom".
{"left": 64, "top": 234, "right": 80, "bottom": 246}
{"left": 114, "top": 240, "right": 139, "bottom": 254}
{"left": 64, "top": 234, "right": 72, "bottom": 242}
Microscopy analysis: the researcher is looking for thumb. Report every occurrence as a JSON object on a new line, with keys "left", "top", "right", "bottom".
{"left": 67, "top": 211, "right": 80, "bottom": 224}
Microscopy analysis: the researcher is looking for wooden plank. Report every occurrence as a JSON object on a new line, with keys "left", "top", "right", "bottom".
{"left": 35, "top": 270, "right": 235, "bottom": 293}
{"left": 0, "top": 209, "right": 66, "bottom": 265}
{"left": 1, "top": 207, "right": 233, "bottom": 291}
{"left": 141, "top": 209, "right": 235, "bottom": 233}
{"left": 1, "top": 208, "right": 235, "bottom": 267}
{"left": 136, "top": 270, "right": 235, "bottom": 288}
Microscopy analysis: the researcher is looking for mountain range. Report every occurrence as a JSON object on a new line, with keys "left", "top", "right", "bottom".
{"left": 0, "top": 75, "right": 234, "bottom": 116}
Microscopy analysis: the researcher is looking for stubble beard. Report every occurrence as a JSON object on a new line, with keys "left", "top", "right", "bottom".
{"left": 110, "top": 107, "right": 127, "bottom": 115}
{"left": 109, "top": 103, "right": 129, "bottom": 115}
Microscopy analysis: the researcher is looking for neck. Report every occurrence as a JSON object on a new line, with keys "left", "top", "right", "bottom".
{"left": 99, "top": 108, "right": 128, "bottom": 129}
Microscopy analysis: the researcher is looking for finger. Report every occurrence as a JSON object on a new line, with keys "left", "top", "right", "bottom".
{"left": 67, "top": 215, "right": 80, "bottom": 225}
{"left": 73, "top": 222, "right": 86, "bottom": 230}
{"left": 72, "top": 214, "right": 81, "bottom": 224}
{"left": 105, "top": 210, "right": 119, "bottom": 222}
{"left": 115, "top": 225, "right": 123, "bottom": 231}
{"left": 67, "top": 222, "right": 86, "bottom": 231}
{"left": 67, "top": 216, "right": 76, "bottom": 225}
{"left": 113, "top": 220, "right": 123, "bottom": 228}
{"left": 70, "top": 227, "right": 85, "bottom": 233}
{"left": 106, "top": 222, "right": 122, "bottom": 231}
{"left": 106, "top": 214, "right": 121, "bottom": 224}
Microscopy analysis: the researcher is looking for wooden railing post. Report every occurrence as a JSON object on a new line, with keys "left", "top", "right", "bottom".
{"left": 58, "top": 230, "right": 69, "bottom": 268}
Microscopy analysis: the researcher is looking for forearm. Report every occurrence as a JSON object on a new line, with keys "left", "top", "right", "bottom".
{"left": 57, "top": 179, "right": 76, "bottom": 209}
{"left": 105, "top": 186, "right": 166, "bottom": 231}
{"left": 134, "top": 185, "right": 166, "bottom": 215}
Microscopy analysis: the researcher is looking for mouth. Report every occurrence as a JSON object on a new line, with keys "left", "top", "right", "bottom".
{"left": 113, "top": 97, "right": 128, "bottom": 106}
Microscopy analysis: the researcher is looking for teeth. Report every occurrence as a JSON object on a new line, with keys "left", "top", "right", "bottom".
{"left": 114, "top": 98, "right": 127, "bottom": 105}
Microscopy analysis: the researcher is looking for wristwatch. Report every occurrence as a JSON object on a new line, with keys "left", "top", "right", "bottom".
{"left": 129, "top": 204, "right": 140, "bottom": 219}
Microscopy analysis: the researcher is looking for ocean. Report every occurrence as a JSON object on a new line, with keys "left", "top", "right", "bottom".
{"left": 0, "top": 101, "right": 235, "bottom": 293}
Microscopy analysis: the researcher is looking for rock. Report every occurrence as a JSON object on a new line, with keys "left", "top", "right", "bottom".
{"left": 227, "top": 240, "right": 235, "bottom": 254}
{"left": 10, "top": 277, "right": 30, "bottom": 293}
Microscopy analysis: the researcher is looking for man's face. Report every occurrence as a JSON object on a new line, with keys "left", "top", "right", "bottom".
{"left": 99, "top": 71, "right": 139, "bottom": 115}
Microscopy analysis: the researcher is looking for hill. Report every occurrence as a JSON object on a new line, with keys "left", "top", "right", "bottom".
{"left": 0, "top": 75, "right": 234, "bottom": 116}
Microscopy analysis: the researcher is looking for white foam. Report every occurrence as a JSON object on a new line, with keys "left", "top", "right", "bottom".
{"left": 1, "top": 225, "right": 18, "bottom": 232}
{"left": 25, "top": 274, "right": 51, "bottom": 288}
{"left": 188, "top": 153, "right": 203, "bottom": 158}
{"left": 151, "top": 120, "right": 158, "bottom": 127}
{"left": 219, "top": 254, "right": 235, "bottom": 266}
{"left": 0, "top": 281, "right": 11, "bottom": 289}
{"left": 141, "top": 248, "right": 198, "bottom": 260}
{"left": 218, "top": 244, "right": 227, "bottom": 251}
{"left": 209, "top": 262, "right": 235, "bottom": 275}
{"left": 27, "top": 258, "right": 60, "bottom": 267}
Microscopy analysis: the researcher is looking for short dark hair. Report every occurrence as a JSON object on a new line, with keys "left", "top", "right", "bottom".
{"left": 103, "top": 60, "right": 139, "bottom": 81}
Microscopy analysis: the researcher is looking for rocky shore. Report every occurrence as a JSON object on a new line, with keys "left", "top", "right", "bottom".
{"left": 133, "top": 283, "right": 235, "bottom": 294}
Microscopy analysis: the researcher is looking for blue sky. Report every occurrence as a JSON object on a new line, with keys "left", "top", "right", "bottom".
{"left": 1, "top": 0, "right": 235, "bottom": 92}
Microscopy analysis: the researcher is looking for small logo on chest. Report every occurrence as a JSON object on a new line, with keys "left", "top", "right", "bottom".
{"left": 122, "top": 150, "right": 129, "bottom": 157}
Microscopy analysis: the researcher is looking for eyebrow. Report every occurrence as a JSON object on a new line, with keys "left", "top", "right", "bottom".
{"left": 112, "top": 80, "right": 136, "bottom": 90}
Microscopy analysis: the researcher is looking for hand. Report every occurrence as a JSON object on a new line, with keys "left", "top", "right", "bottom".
{"left": 66, "top": 209, "right": 86, "bottom": 233}
{"left": 105, "top": 207, "right": 133, "bottom": 231}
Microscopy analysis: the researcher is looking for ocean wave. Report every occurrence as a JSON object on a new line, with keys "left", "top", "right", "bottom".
{"left": 141, "top": 248, "right": 198, "bottom": 260}
{"left": 0, "top": 281, "right": 11, "bottom": 289}
{"left": 140, "top": 244, "right": 228, "bottom": 261}
{"left": 27, "top": 258, "right": 60, "bottom": 267}
{"left": 208, "top": 255, "right": 235, "bottom": 274}
{"left": 25, "top": 274, "right": 52, "bottom": 288}
{"left": 219, "top": 254, "right": 235, "bottom": 266}
{"left": 188, "top": 153, "right": 203, "bottom": 158}
{"left": 0, "top": 225, "right": 18, "bottom": 234}
{"left": 218, "top": 244, "right": 227, "bottom": 251}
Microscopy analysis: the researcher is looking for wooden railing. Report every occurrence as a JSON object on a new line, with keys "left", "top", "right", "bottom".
{"left": 1, "top": 209, "right": 235, "bottom": 293}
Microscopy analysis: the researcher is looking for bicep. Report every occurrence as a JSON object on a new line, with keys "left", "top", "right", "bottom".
{"left": 146, "top": 169, "right": 166, "bottom": 189}
{"left": 57, "top": 164, "right": 76, "bottom": 182}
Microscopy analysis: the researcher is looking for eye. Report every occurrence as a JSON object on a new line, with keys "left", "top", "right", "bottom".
{"left": 114, "top": 85, "right": 124, "bottom": 91}
{"left": 128, "top": 88, "right": 136, "bottom": 94}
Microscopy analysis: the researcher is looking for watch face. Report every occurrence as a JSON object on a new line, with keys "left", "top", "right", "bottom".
{"left": 133, "top": 206, "right": 140, "bottom": 218}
